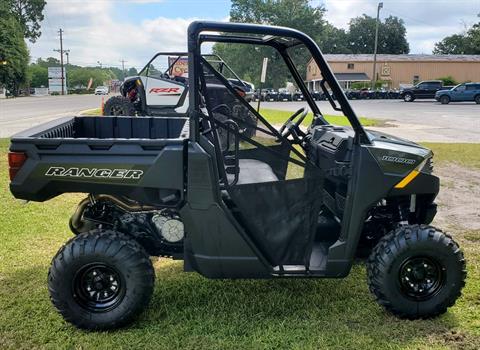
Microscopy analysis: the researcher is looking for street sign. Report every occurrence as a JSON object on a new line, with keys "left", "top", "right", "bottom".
{"left": 48, "top": 67, "right": 62, "bottom": 79}
{"left": 48, "top": 78, "right": 67, "bottom": 94}
{"left": 260, "top": 57, "right": 268, "bottom": 83}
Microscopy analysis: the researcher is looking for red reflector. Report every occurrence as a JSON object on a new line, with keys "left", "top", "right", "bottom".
{"left": 8, "top": 152, "right": 27, "bottom": 168}
{"left": 8, "top": 152, "right": 27, "bottom": 180}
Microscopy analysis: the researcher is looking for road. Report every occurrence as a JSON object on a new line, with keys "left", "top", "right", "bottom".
{"left": 0, "top": 94, "right": 106, "bottom": 137}
{"left": 1, "top": 95, "right": 479, "bottom": 141}
{"left": 262, "top": 99, "right": 480, "bottom": 142}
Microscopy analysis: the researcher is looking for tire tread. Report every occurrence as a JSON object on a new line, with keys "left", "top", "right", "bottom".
{"left": 366, "top": 225, "right": 466, "bottom": 319}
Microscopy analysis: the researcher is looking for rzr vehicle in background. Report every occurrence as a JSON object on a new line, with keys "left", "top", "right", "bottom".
{"left": 104, "top": 52, "right": 257, "bottom": 137}
{"left": 8, "top": 21, "right": 466, "bottom": 331}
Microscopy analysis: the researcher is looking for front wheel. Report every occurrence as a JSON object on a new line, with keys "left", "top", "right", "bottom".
{"left": 440, "top": 95, "right": 450, "bottom": 104}
{"left": 103, "top": 96, "right": 136, "bottom": 116}
{"left": 403, "top": 93, "right": 414, "bottom": 102}
{"left": 475, "top": 95, "right": 480, "bottom": 104}
{"left": 367, "top": 225, "right": 466, "bottom": 319}
{"left": 48, "top": 230, "right": 155, "bottom": 330}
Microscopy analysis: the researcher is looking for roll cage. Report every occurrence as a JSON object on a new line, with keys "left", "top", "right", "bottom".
{"left": 138, "top": 52, "right": 251, "bottom": 92}
{"left": 187, "top": 21, "right": 371, "bottom": 145}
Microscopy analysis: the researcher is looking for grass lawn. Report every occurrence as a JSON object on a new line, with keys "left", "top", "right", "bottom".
{"left": 0, "top": 138, "right": 479, "bottom": 349}
{"left": 259, "top": 108, "right": 381, "bottom": 127}
{"left": 81, "top": 107, "right": 382, "bottom": 127}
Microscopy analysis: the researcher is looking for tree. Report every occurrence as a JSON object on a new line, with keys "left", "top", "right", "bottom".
{"left": 432, "top": 34, "right": 469, "bottom": 54}
{"left": 7, "top": 0, "right": 46, "bottom": 43}
{"left": 214, "top": 0, "right": 329, "bottom": 87}
{"left": 433, "top": 20, "right": 480, "bottom": 54}
{"left": 436, "top": 76, "right": 457, "bottom": 86}
{"left": 27, "top": 63, "right": 48, "bottom": 87}
{"left": 320, "top": 24, "right": 351, "bottom": 54}
{"left": 127, "top": 67, "right": 138, "bottom": 76}
{"left": 347, "top": 15, "right": 409, "bottom": 54}
{"left": 36, "top": 57, "right": 61, "bottom": 67}
{"left": 68, "top": 67, "right": 115, "bottom": 89}
{"left": 0, "top": 15, "right": 29, "bottom": 95}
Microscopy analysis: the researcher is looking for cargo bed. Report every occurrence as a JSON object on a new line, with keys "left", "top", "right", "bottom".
{"left": 9, "top": 116, "right": 188, "bottom": 205}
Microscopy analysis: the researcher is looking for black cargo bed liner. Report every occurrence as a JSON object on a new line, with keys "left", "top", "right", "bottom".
{"left": 14, "top": 116, "right": 189, "bottom": 140}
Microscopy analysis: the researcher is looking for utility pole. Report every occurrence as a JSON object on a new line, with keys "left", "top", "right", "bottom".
{"left": 371, "top": 2, "right": 383, "bottom": 90}
{"left": 53, "top": 28, "right": 69, "bottom": 95}
{"left": 120, "top": 59, "right": 127, "bottom": 79}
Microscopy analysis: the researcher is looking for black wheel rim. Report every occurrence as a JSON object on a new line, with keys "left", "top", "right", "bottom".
{"left": 73, "top": 263, "right": 125, "bottom": 312}
{"left": 110, "top": 105, "right": 124, "bottom": 115}
{"left": 399, "top": 256, "right": 445, "bottom": 301}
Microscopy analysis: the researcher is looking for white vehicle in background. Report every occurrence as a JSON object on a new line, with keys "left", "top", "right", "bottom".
{"left": 94, "top": 86, "right": 109, "bottom": 95}
{"left": 103, "top": 52, "right": 254, "bottom": 117}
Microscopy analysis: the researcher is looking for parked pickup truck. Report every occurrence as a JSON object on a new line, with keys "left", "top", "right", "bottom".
{"left": 400, "top": 80, "right": 453, "bottom": 102}
{"left": 435, "top": 82, "right": 480, "bottom": 104}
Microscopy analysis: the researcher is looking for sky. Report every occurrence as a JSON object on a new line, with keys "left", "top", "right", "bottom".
{"left": 29, "top": 0, "right": 480, "bottom": 70}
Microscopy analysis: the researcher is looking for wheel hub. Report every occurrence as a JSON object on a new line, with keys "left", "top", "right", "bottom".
{"left": 399, "top": 257, "right": 444, "bottom": 300}
{"left": 73, "top": 264, "right": 124, "bottom": 311}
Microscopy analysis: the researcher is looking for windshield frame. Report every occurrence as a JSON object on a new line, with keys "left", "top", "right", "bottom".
{"left": 187, "top": 21, "right": 371, "bottom": 145}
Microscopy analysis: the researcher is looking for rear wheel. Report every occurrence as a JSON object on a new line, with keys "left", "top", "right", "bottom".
{"left": 475, "top": 95, "right": 480, "bottom": 104}
{"left": 440, "top": 95, "right": 450, "bottom": 104}
{"left": 403, "top": 93, "right": 414, "bottom": 102}
{"left": 103, "top": 96, "right": 136, "bottom": 116}
{"left": 48, "top": 229, "right": 155, "bottom": 330}
{"left": 367, "top": 225, "right": 466, "bottom": 319}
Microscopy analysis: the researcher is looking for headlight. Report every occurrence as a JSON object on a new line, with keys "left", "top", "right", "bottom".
{"left": 419, "top": 157, "right": 434, "bottom": 174}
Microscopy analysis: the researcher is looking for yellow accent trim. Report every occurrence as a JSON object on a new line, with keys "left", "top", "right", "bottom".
{"left": 394, "top": 170, "right": 420, "bottom": 189}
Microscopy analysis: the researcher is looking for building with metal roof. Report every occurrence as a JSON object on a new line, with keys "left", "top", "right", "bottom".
{"left": 306, "top": 54, "right": 480, "bottom": 90}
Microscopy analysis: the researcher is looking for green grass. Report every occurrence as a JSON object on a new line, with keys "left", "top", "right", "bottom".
{"left": 80, "top": 108, "right": 102, "bottom": 116}
{"left": 422, "top": 143, "right": 480, "bottom": 169}
{"left": 0, "top": 138, "right": 479, "bottom": 349}
{"left": 81, "top": 107, "right": 382, "bottom": 127}
{"left": 259, "top": 108, "right": 381, "bottom": 127}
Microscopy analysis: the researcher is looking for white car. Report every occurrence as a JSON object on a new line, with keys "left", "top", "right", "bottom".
{"left": 94, "top": 86, "right": 109, "bottom": 95}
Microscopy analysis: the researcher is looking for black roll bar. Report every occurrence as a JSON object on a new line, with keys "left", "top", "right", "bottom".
{"left": 187, "top": 21, "right": 371, "bottom": 145}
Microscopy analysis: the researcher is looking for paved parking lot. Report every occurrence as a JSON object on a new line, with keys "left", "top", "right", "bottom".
{"left": 1, "top": 95, "right": 478, "bottom": 141}
{"left": 263, "top": 99, "right": 480, "bottom": 142}
{"left": 0, "top": 94, "right": 106, "bottom": 137}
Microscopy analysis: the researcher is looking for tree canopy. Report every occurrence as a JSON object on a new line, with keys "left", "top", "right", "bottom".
{"left": 348, "top": 15, "right": 409, "bottom": 54}
{"left": 7, "top": 0, "right": 46, "bottom": 43}
{"left": 27, "top": 57, "right": 137, "bottom": 89}
{"left": 213, "top": 0, "right": 410, "bottom": 88}
{"left": 433, "top": 19, "right": 480, "bottom": 54}
{"left": 0, "top": 14, "right": 29, "bottom": 94}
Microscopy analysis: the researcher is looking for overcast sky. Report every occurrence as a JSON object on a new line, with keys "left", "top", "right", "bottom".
{"left": 29, "top": 0, "right": 480, "bottom": 70}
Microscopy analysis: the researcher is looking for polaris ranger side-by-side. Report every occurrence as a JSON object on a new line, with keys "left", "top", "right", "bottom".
{"left": 8, "top": 22, "right": 466, "bottom": 331}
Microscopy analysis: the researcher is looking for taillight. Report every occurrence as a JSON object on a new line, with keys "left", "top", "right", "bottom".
{"left": 8, "top": 152, "right": 27, "bottom": 180}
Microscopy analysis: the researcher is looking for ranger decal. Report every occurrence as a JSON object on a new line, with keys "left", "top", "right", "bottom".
{"left": 45, "top": 167, "right": 144, "bottom": 179}
{"left": 381, "top": 155, "right": 416, "bottom": 165}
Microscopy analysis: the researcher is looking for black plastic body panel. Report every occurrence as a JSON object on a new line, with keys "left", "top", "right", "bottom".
{"left": 9, "top": 116, "right": 187, "bottom": 205}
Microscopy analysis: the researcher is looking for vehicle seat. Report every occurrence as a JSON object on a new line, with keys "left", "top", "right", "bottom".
{"left": 227, "top": 159, "right": 278, "bottom": 185}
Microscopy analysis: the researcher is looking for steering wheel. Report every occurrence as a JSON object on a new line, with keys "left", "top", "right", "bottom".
{"left": 278, "top": 107, "right": 308, "bottom": 143}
